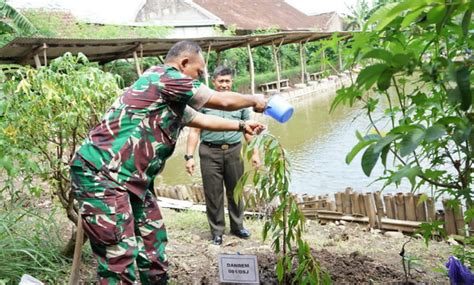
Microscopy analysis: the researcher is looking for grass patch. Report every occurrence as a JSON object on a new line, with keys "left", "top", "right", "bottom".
{"left": 0, "top": 202, "right": 71, "bottom": 284}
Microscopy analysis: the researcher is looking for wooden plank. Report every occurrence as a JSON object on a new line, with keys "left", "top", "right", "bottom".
{"left": 395, "top": 193, "right": 406, "bottom": 220}
{"left": 381, "top": 217, "right": 422, "bottom": 233}
{"left": 335, "top": 192, "right": 343, "bottom": 213}
{"left": 358, "top": 194, "right": 367, "bottom": 216}
{"left": 452, "top": 202, "right": 465, "bottom": 236}
{"left": 247, "top": 43, "right": 255, "bottom": 95}
{"left": 374, "top": 191, "right": 384, "bottom": 226}
{"left": 343, "top": 187, "right": 352, "bottom": 214}
{"left": 404, "top": 193, "right": 417, "bottom": 221}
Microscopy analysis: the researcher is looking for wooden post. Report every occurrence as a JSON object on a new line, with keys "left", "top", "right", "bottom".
{"left": 383, "top": 194, "right": 395, "bottom": 219}
{"left": 414, "top": 194, "right": 427, "bottom": 221}
{"left": 395, "top": 193, "right": 406, "bottom": 220}
{"left": 247, "top": 43, "right": 255, "bottom": 95}
{"left": 404, "top": 193, "right": 417, "bottom": 221}
{"left": 358, "top": 194, "right": 367, "bottom": 216}
{"left": 133, "top": 51, "right": 142, "bottom": 76}
{"left": 139, "top": 43, "right": 144, "bottom": 73}
{"left": 43, "top": 48, "right": 48, "bottom": 67}
{"left": 364, "top": 193, "right": 377, "bottom": 228}
{"left": 299, "top": 42, "right": 305, "bottom": 84}
{"left": 321, "top": 44, "right": 326, "bottom": 72}
{"left": 374, "top": 191, "right": 384, "bottom": 225}
{"left": 350, "top": 192, "right": 360, "bottom": 215}
{"left": 335, "top": 192, "right": 343, "bottom": 213}
{"left": 442, "top": 199, "right": 458, "bottom": 236}
{"left": 338, "top": 41, "right": 343, "bottom": 72}
{"left": 272, "top": 41, "right": 281, "bottom": 92}
{"left": 216, "top": 51, "right": 221, "bottom": 65}
{"left": 34, "top": 54, "right": 41, "bottom": 68}
{"left": 426, "top": 197, "right": 436, "bottom": 222}
{"left": 452, "top": 202, "right": 465, "bottom": 236}
{"left": 343, "top": 187, "right": 352, "bottom": 214}
{"left": 205, "top": 44, "right": 212, "bottom": 86}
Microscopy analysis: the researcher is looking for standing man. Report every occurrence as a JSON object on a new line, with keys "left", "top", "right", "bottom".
{"left": 70, "top": 41, "right": 266, "bottom": 284}
{"left": 185, "top": 66, "right": 260, "bottom": 246}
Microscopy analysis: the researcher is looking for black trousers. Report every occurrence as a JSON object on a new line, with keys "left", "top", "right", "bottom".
{"left": 199, "top": 142, "right": 244, "bottom": 236}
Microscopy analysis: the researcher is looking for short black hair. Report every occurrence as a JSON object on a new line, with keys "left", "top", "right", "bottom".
{"left": 165, "top": 40, "right": 202, "bottom": 61}
{"left": 212, "top": 66, "right": 234, "bottom": 79}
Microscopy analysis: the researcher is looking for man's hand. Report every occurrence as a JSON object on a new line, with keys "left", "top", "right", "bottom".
{"left": 251, "top": 152, "right": 261, "bottom": 169}
{"left": 185, "top": 159, "right": 195, "bottom": 175}
{"left": 253, "top": 96, "right": 267, "bottom": 113}
{"left": 244, "top": 120, "right": 265, "bottom": 135}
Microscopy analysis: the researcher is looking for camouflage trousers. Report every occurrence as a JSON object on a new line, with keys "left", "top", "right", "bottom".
{"left": 70, "top": 156, "right": 168, "bottom": 285}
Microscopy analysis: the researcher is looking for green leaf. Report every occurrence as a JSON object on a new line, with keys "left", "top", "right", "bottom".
{"left": 380, "top": 145, "right": 390, "bottom": 168}
{"left": 276, "top": 258, "right": 284, "bottom": 281}
{"left": 362, "top": 49, "right": 393, "bottom": 63}
{"left": 361, "top": 144, "right": 380, "bottom": 176}
{"left": 346, "top": 139, "right": 377, "bottom": 164}
{"left": 400, "top": 128, "right": 425, "bottom": 156}
{"left": 401, "top": 8, "right": 425, "bottom": 28}
{"left": 455, "top": 66, "right": 472, "bottom": 111}
{"left": 356, "top": 64, "right": 387, "bottom": 90}
{"left": 373, "top": 134, "right": 400, "bottom": 153}
{"left": 424, "top": 124, "right": 446, "bottom": 142}
{"left": 377, "top": 69, "right": 394, "bottom": 91}
{"left": 390, "top": 165, "right": 421, "bottom": 187}
{"left": 426, "top": 5, "right": 446, "bottom": 26}
{"left": 461, "top": 8, "right": 472, "bottom": 37}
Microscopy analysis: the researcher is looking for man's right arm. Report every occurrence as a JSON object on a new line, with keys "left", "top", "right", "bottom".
{"left": 204, "top": 91, "right": 266, "bottom": 113}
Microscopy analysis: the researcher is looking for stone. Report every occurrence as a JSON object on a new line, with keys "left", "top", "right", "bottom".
{"left": 294, "top": 83, "right": 307, "bottom": 89}
{"left": 447, "top": 237, "right": 459, "bottom": 246}
{"left": 339, "top": 220, "right": 347, "bottom": 225}
{"left": 384, "top": 231, "right": 404, "bottom": 238}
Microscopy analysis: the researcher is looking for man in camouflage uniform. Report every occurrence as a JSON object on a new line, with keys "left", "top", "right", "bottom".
{"left": 70, "top": 40, "right": 266, "bottom": 284}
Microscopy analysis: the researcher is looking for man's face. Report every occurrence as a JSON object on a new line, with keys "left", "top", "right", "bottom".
{"left": 179, "top": 52, "right": 205, "bottom": 80}
{"left": 212, "top": 74, "right": 233, "bottom": 92}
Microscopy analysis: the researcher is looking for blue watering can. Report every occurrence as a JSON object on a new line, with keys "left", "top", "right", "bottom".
{"left": 264, "top": 94, "right": 294, "bottom": 123}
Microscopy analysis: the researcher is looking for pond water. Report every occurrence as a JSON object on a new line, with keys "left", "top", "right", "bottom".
{"left": 158, "top": 89, "right": 414, "bottom": 196}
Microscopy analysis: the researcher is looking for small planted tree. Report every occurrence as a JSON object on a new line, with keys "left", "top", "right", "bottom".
{"left": 331, "top": 0, "right": 473, "bottom": 266}
{"left": 0, "top": 53, "right": 121, "bottom": 255}
{"left": 236, "top": 134, "right": 331, "bottom": 284}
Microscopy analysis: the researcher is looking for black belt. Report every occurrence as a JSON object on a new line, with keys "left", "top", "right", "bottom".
{"left": 202, "top": 141, "right": 240, "bottom": 150}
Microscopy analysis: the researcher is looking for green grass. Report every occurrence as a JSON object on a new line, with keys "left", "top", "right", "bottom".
{"left": 0, "top": 202, "right": 72, "bottom": 284}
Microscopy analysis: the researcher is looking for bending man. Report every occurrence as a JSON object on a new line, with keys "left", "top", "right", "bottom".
{"left": 70, "top": 40, "right": 266, "bottom": 284}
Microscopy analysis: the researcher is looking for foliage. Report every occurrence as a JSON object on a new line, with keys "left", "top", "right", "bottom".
{"left": 0, "top": 0, "right": 37, "bottom": 46}
{"left": 236, "top": 134, "right": 331, "bottom": 284}
{"left": 103, "top": 57, "right": 162, "bottom": 87}
{"left": 331, "top": 0, "right": 473, "bottom": 262}
{"left": 0, "top": 53, "right": 121, "bottom": 224}
{"left": 22, "top": 10, "right": 170, "bottom": 40}
{"left": 345, "top": 0, "right": 372, "bottom": 31}
{"left": 0, "top": 202, "right": 71, "bottom": 284}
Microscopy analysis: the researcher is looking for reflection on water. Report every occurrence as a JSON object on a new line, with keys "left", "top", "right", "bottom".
{"left": 158, "top": 91, "right": 413, "bottom": 196}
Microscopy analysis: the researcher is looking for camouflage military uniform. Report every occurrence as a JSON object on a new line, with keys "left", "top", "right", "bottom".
{"left": 70, "top": 65, "right": 213, "bottom": 284}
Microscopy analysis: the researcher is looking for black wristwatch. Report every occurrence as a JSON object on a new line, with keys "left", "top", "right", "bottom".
{"left": 238, "top": 120, "right": 246, "bottom": 132}
{"left": 184, "top": 154, "right": 194, "bottom": 161}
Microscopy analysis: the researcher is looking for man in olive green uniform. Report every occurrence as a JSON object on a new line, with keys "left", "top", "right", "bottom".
{"left": 185, "top": 66, "right": 260, "bottom": 245}
{"left": 70, "top": 41, "right": 266, "bottom": 284}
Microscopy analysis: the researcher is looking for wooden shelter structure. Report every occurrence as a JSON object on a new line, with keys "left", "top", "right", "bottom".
{"left": 0, "top": 31, "right": 351, "bottom": 93}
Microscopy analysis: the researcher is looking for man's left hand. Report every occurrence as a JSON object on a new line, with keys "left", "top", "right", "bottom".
{"left": 244, "top": 120, "right": 265, "bottom": 135}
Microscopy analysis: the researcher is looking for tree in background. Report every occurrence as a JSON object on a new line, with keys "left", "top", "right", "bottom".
{"left": 0, "top": 0, "right": 37, "bottom": 45}
{"left": 345, "top": 0, "right": 371, "bottom": 31}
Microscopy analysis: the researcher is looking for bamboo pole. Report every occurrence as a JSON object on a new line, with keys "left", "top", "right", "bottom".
{"left": 343, "top": 187, "right": 352, "bottom": 214}
{"left": 205, "top": 44, "right": 212, "bottom": 86}
{"left": 374, "top": 191, "right": 384, "bottom": 225}
{"left": 414, "top": 194, "right": 427, "bottom": 221}
{"left": 404, "top": 193, "right": 417, "bottom": 221}
{"left": 272, "top": 41, "right": 281, "bottom": 92}
{"left": 338, "top": 41, "right": 343, "bottom": 72}
{"left": 335, "top": 192, "right": 343, "bottom": 213}
{"left": 247, "top": 43, "right": 255, "bottom": 95}
{"left": 395, "top": 193, "right": 406, "bottom": 220}
{"left": 426, "top": 197, "right": 436, "bottom": 222}
{"left": 363, "top": 193, "right": 377, "bottom": 228}
{"left": 350, "top": 192, "right": 360, "bottom": 215}
{"left": 133, "top": 51, "right": 142, "bottom": 76}
{"left": 299, "top": 42, "right": 305, "bottom": 84}
{"left": 68, "top": 214, "right": 83, "bottom": 285}
{"left": 34, "top": 54, "right": 41, "bottom": 68}
{"left": 358, "top": 194, "right": 367, "bottom": 216}
{"left": 321, "top": 45, "right": 326, "bottom": 72}
{"left": 383, "top": 194, "right": 395, "bottom": 219}
{"left": 442, "top": 199, "right": 458, "bottom": 235}
{"left": 216, "top": 51, "right": 221, "bottom": 65}
{"left": 452, "top": 202, "right": 465, "bottom": 236}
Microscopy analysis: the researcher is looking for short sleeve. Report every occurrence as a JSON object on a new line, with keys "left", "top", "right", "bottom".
{"left": 188, "top": 84, "right": 215, "bottom": 110}
{"left": 242, "top": 107, "right": 251, "bottom": 120}
{"left": 182, "top": 106, "right": 198, "bottom": 125}
{"left": 160, "top": 75, "right": 214, "bottom": 110}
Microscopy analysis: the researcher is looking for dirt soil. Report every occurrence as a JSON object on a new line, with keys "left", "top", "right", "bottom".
{"left": 75, "top": 207, "right": 452, "bottom": 284}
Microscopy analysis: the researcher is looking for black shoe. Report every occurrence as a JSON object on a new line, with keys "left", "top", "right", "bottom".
{"left": 211, "top": 235, "right": 222, "bottom": 245}
{"left": 231, "top": 228, "right": 251, "bottom": 239}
